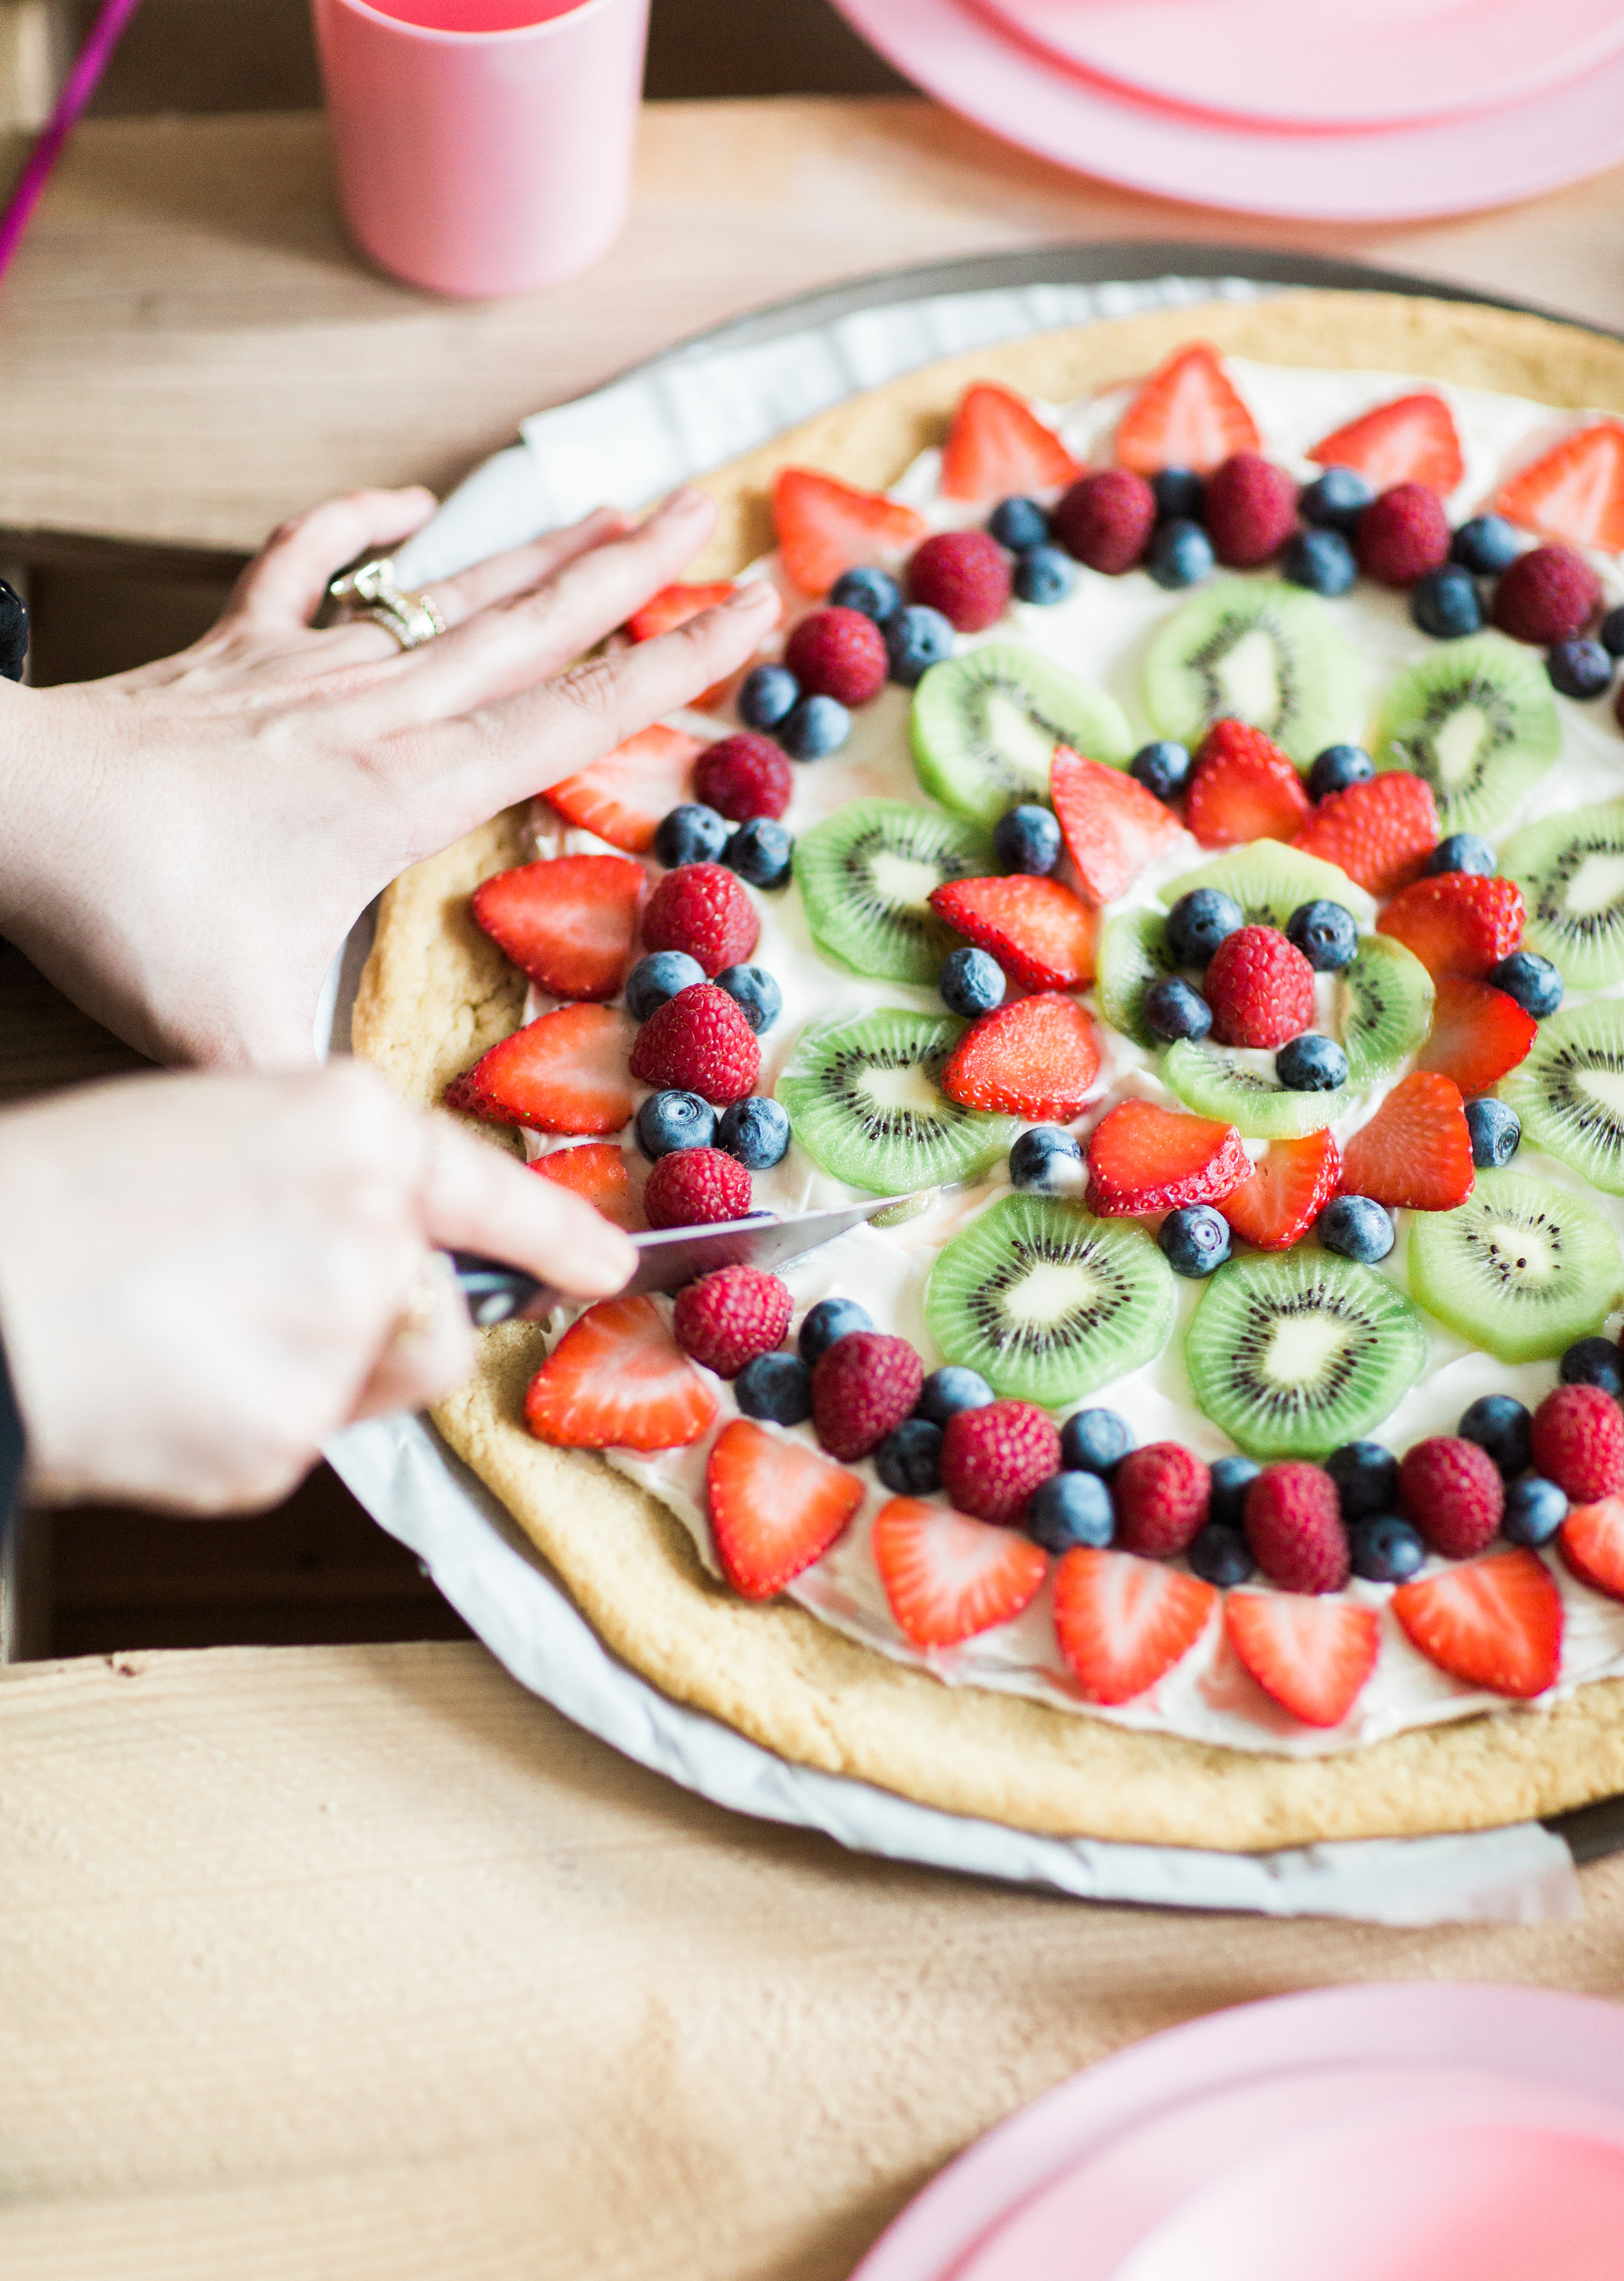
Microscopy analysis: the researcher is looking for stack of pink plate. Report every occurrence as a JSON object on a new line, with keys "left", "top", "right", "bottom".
{"left": 831, "top": 0, "right": 1624, "bottom": 220}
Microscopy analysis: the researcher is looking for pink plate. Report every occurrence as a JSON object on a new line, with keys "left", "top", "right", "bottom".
{"left": 831, "top": 0, "right": 1624, "bottom": 222}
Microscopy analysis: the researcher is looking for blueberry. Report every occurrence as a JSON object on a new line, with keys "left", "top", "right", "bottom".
{"left": 1307, "top": 743, "right": 1374, "bottom": 802}
{"left": 1152, "top": 466, "right": 1205, "bottom": 523}
{"left": 715, "top": 1096, "right": 791, "bottom": 1170}
{"left": 738, "top": 662, "right": 800, "bottom": 732}
{"left": 1547, "top": 637, "right": 1613, "bottom": 700}
{"left": 1458, "top": 1392, "right": 1532, "bottom": 1479}
{"left": 1410, "top": 565, "right": 1484, "bottom": 639}
{"left": 1208, "top": 1454, "right": 1260, "bottom": 1531}
{"left": 1561, "top": 1334, "right": 1624, "bottom": 1400}
{"left": 1282, "top": 527, "right": 1357, "bottom": 597}
{"left": 916, "top": 1365, "right": 994, "bottom": 1426}
{"left": 1130, "top": 739, "right": 1193, "bottom": 802}
{"left": 1464, "top": 1096, "right": 1521, "bottom": 1168}
{"left": 1286, "top": 898, "right": 1358, "bottom": 971}
{"left": 1317, "top": 1194, "right": 1395, "bottom": 1264}
{"left": 939, "top": 945, "right": 1005, "bottom": 1018}
{"left": 1503, "top": 1476, "right": 1569, "bottom": 1547}
{"left": 779, "top": 694, "right": 850, "bottom": 760}
{"left": 988, "top": 495, "right": 1051, "bottom": 551}
{"left": 1061, "top": 1407, "right": 1134, "bottom": 1476}
{"left": 735, "top": 1351, "right": 812, "bottom": 1426}
{"left": 0, "top": 578, "right": 27, "bottom": 682}
{"left": 1601, "top": 603, "right": 1624, "bottom": 658}
{"left": 626, "top": 949, "right": 705, "bottom": 1023}
{"left": 1450, "top": 513, "right": 1521, "bottom": 576}
{"left": 1146, "top": 517, "right": 1214, "bottom": 590}
{"left": 1488, "top": 949, "right": 1564, "bottom": 1018}
{"left": 1276, "top": 1032, "right": 1347, "bottom": 1092}
{"left": 724, "top": 818, "right": 794, "bottom": 890}
{"left": 653, "top": 802, "right": 729, "bottom": 867}
{"left": 1299, "top": 465, "right": 1374, "bottom": 534}
{"left": 1143, "top": 976, "right": 1212, "bottom": 1043}
{"left": 1188, "top": 1521, "right": 1254, "bottom": 1588}
{"left": 1166, "top": 885, "right": 1244, "bottom": 966}
{"left": 1013, "top": 545, "right": 1075, "bottom": 606}
{"left": 635, "top": 1089, "right": 715, "bottom": 1160}
{"left": 829, "top": 565, "right": 901, "bottom": 623}
{"left": 798, "top": 1296, "right": 873, "bottom": 1367}
{"left": 875, "top": 1418, "right": 943, "bottom": 1497}
{"left": 1348, "top": 1515, "right": 1427, "bottom": 1583}
{"left": 1025, "top": 1471, "right": 1114, "bottom": 1554}
{"left": 1158, "top": 1203, "right": 1231, "bottom": 1279}
{"left": 885, "top": 604, "right": 954, "bottom": 686}
{"left": 1426, "top": 832, "right": 1497, "bottom": 877}
{"left": 1008, "top": 1125, "right": 1085, "bottom": 1196}
{"left": 713, "top": 963, "right": 782, "bottom": 1034}
{"left": 993, "top": 803, "right": 1061, "bottom": 875}
{"left": 1326, "top": 1440, "right": 1400, "bottom": 1522}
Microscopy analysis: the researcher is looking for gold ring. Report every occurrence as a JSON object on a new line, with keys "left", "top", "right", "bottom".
{"left": 329, "top": 556, "right": 446, "bottom": 650}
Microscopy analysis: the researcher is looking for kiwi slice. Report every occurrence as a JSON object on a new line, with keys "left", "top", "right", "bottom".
{"left": 1339, "top": 934, "right": 1434, "bottom": 1089}
{"left": 777, "top": 1006, "right": 1016, "bottom": 1195}
{"left": 1174, "top": 843, "right": 1376, "bottom": 933}
{"left": 1372, "top": 632, "right": 1559, "bottom": 836}
{"left": 793, "top": 800, "right": 995, "bottom": 984}
{"left": 1503, "top": 1003, "right": 1624, "bottom": 1194}
{"left": 1141, "top": 580, "right": 1361, "bottom": 767}
{"left": 1185, "top": 1251, "right": 1428, "bottom": 1460}
{"left": 1163, "top": 1039, "right": 1338, "bottom": 1140}
{"left": 1501, "top": 801, "right": 1624, "bottom": 988}
{"left": 924, "top": 1194, "right": 1175, "bottom": 1406}
{"left": 911, "top": 644, "right": 1131, "bottom": 825}
{"left": 1096, "top": 909, "right": 1177, "bottom": 1048}
{"left": 1407, "top": 1169, "right": 1620, "bottom": 1364}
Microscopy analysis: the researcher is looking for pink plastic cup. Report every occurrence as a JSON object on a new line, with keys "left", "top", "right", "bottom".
{"left": 311, "top": 0, "right": 650, "bottom": 298}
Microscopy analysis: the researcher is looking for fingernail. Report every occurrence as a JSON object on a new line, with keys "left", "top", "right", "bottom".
{"left": 727, "top": 580, "right": 780, "bottom": 615}
{"left": 658, "top": 485, "right": 708, "bottom": 521}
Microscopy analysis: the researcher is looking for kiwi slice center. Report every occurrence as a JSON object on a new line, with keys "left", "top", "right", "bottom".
{"left": 864, "top": 848, "right": 945, "bottom": 914}
{"left": 978, "top": 687, "right": 1061, "bottom": 781}
{"left": 1236, "top": 1291, "right": 1368, "bottom": 1405}
{"left": 1002, "top": 1259, "right": 1106, "bottom": 1325}
{"left": 1580, "top": 1068, "right": 1624, "bottom": 1119}
{"left": 1212, "top": 628, "right": 1282, "bottom": 725}
{"left": 1564, "top": 852, "right": 1624, "bottom": 917}
{"left": 1479, "top": 1218, "right": 1556, "bottom": 1284}
{"left": 859, "top": 1062, "right": 950, "bottom": 1122}
{"left": 1260, "top": 1310, "right": 1353, "bottom": 1389}
{"left": 1433, "top": 704, "right": 1492, "bottom": 787}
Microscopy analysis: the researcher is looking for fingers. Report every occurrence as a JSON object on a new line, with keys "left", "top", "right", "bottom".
{"left": 418, "top": 507, "right": 631, "bottom": 631}
{"left": 349, "top": 1253, "right": 475, "bottom": 1421}
{"left": 227, "top": 487, "right": 439, "bottom": 634}
{"left": 418, "top": 1113, "right": 637, "bottom": 1298}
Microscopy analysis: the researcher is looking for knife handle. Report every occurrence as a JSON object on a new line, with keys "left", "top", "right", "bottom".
{"left": 447, "top": 1251, "right": 561, "bottom": 1327}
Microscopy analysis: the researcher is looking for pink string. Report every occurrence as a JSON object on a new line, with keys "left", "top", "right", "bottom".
{"left": 0, "top": 0, "right": 144, "bottom": 283}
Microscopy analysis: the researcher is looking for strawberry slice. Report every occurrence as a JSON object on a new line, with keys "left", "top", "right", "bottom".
{"left": 1392, "top": 1548, "right": 1563, "bottom": 1699}
{"left": 1053, "top": 1547, "right": 1217, "bottom": 1705}
{"left": 940, "top": 381, "right": 1080, "bottom": 502}
{"left": 1291, "top": 772, "right": 1438, "bottom": 897}
{"left": 1113, "top": 342, "right": 1260, "bottom": 476}
{"left": 626, "top": 580, "right": 736, "bottom": 641}
{"left": 873, "top": 1495, "right": 1048, "bottom": 1647}
{"left": 1559, "top": 1497, "right": 1624, "bottom": 1600}
{"left": 770, "top": 467, "right": 927, "bottom": 598}
{"left": 1087, "top": 1098, "right": 1251, "bottom": 1217}
{"left": 1307, "top": 392, "right": 1464, "bottom": 495}
{"left": 546, "top": 724, "right": 703, "bottom": 854}
{"left": 471, "top": 853, "right": 644, "bottom": 1002}
{"left": 525, "top": 1294, "right": 717, "bottom": 1452}
{"left": 1416, "top": 973, "right": 1538, "bottom": 1095}
{"left": 928, "top": 872, "right": 1095, "bottom": 990}
{"left": 1219, "top": 1129, "right": 1341, "bottom": 1251}
{"left": 1225, "top": 1593, "right": 1381, "bottom": 1728}
{"left": 443, "top": 1067, "right": 509, "bottom": 1125}
{"left": 1185, "top": 720, "right": 1310, "bottom": 850}
{"left": 1338, "top": 1069, "right": 1474, "bottom": 1213}
{"left": 1496, "top": 423, "right": 1624, "bottom": 551}
{"left": 1376, "top": 872, "right": 1525, "bottom": 980}
{"left": 1050, "top": 744, "right": 1182, "bottom": 905}
{"left": 531, "top": 1141, "right": 639, "bottom": 1232}
{"left": 940, "top": 994, "right": 1100, "bottom": 1121}
{"left": 468, "top": 1002, "right": 636, "bottom": 1135}
{"left": 706, "top": 1417, "right": 865, "bottom": 1600}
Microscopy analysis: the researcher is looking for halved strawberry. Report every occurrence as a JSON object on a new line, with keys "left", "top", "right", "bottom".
{"left": 928, "top": 872, "right": 1095, "bottom": 990}
{"left": 1392, "top": 1548, "right": 1563, "bottom": 1699}
{"left": 873, "top": 1496, "right": 1048, "bottom": 1648}
{"left": 443, "top": 1067, "right": 508, "bottom": 1125}
{"left": 525, "top": 1294, "right": 717, "bottom": 1452}
{"left": 1291, "top": 772, "right": 1438, "bottom": 897}
{"left": 1416, "top": 973, "right": 1538, "bottom": 1095}
{"left": 471, "top": 853, "right": 643, "bottom": 1002}
{"left": 1087, "top": 1098, "right": 1251, "bottom": 1217}
{"left": 940, "top": 994, "right": 1100, "bottom": 1120}
{"left": 706, "top": 1417, "right": 865, "bottom": 1600}
{"left": 626, "top": 580, "right": 736, "bottom": 641}
{"left": 1376, "top": 872, "right": 1525, "bottom": 980}
{"left": 1113, "top": 342, "right": 1260, "bottom": 476}
{"left": 1050, "top": 744, "right": 1182, "bottom": 905}
{"left": 1338, "top": 1070, "right": 1474, "bottom": 1213}
{"left": 546, "top": 723, "right": 703, "bottom": 853}
{"left": 770, "top": 467, "right": 927, "bottom": 598}
{"left": 940, "top": 381, "right": 1080, "bottom": 502}
{"left": 468, "top": 1002, "right": 636, "bottom": 1135}
{"left": 1184, "top": 719, "right": 1310, "bottom": 850}
{"left": 1307, "top": 392, "right": 1464, "bottom": 495}
{"left": 1224, "top": 1593, "right": 1381, "bottom": 1728}
{"left": 1053, "top": 1547, "right": 1217, "bottom": 1705}
{"left": 1559, "top": 1497, "right": 1624, "bottom": 1600}
{"left": 1496, "top": 423, "right": 1624, "bottom": 552}
{"left": 1219, "top": 1129, "right": 1341, "bottom": 1251}
{"left": 531, "top": 1141, "right": 639, "bottom": 1232}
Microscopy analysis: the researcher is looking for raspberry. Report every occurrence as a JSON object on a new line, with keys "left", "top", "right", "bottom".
{"left": 693, "top": 733, "right": 793, "bottom": 822}
{"left": 641, "top": 862, "right": 759, "bottom": 976}
{"left": 642, "top": 1146, "right": 752, "bottom": 1230}
{"left": 1492, "top": 543, "right": 1602, "bottom": 645}
{"left": 783, "top": 607, "right": 888, "bottom": 705}
{"left": 1531, "top": 1383, "right": 1624, "bottom": 1504}
{"left": 1397, "top": 1435, "right": 1504, "bottom": 1559}
{"left": 672, "top": 1265, "right": 793, "bottom": 1378}
{"left": 1354, "top": 482, "right": 1450, "bottom": 586}
{"left": 907, "top": 529, "right": 1013, "bottom": 631}
{"left": 1203, "top": 453, "right": 1297, "bottom": 568}
{"left": 811, "top": 1331, "right": 926, "bottom": 1460}
{"left": 1052, "top": 468, "right": 1156, "bottom": 574}
{"left": 1243, "top": 1462, "right": 1348, "bottom": 1593}
{"left": 629, "top": 981, "right": 760, "bottom": 1103}
{"left": 1203, "top": 924, "right": 1315, "bottom": 1050}
{"left": 940, "top": 1398, "right": 1062, "bottom": 1526}
{"left": 1113, "top": 1441, "right": 1210, "bottom": 1559}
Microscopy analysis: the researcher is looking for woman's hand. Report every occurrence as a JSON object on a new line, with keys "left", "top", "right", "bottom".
{"left": 0, "top": 485, "right": 777, "bottom": 1067}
